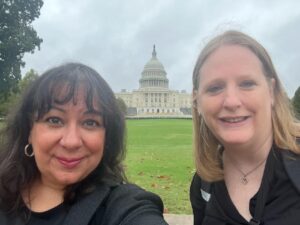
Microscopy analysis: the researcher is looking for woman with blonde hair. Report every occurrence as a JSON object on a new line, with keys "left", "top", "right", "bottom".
{"left": 190, "top": 30, "right": 300, "bottom": 225}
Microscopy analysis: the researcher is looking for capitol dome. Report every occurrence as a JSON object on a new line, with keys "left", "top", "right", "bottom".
{"left": 139, "top": 45, "right": 169, "bottom": 89}
{"left": 115, "top": 45, "right": 192, "bottom": 117}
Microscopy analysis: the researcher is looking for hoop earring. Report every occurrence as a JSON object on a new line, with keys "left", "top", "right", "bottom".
{"left": 24, "top": 144, "right": 34, "bottom": 157}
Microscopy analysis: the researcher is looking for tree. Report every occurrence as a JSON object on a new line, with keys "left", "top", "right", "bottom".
{"left": 293, "top": 86, "right": 300, "bottom": 119}
{"left": 0, "top": 0, "right": 43, "bottom": 100}
{"left": 0, "top": 68, "right": 39, "bottom": 116}
{"left": 116, "top": 98, "right": 127, "bottom": 115}
{"left": 18, "top": 68, "right": 39, "bottom": 93}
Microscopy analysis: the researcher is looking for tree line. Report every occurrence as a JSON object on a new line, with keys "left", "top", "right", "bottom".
{"left": 0, "top": 69, "right": 38, "bottom": 116}
{"left": 293, "top": 87, "right": 300, "bottom": 119}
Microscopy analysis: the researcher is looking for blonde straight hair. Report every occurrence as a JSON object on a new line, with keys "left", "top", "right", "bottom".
{"left": 192, "top": 30, "right": 300, "bottom": 182}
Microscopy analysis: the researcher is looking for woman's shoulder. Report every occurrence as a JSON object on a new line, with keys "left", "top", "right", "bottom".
{"left": 94, "top": 183, "right": 167, "bottom": 225}
{"left": 0, "top": 210, "right": 23, "bottom": 225}
{"left": 190, "top": 173, "right": 212, "bottom": 203}
{"left": 109, "top": 183, "right": 163, "bottom": 199}
{"left": 105, "top": 182, "right": 164, "bottom": 213}
{"left": 278, "top": 146, "right": 300, "bottom": 194}
{"left": 190, "top": 173, "right": 202, "bottom": 188}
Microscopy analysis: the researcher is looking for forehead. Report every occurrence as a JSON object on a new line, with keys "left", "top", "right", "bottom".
{"left": 60, "top": 87, "right": 100, "bottom": 108}
{"left": 38, "top": 83, "right": 101, "bottom": 115}
{"left": 199, "top": 45, "right": 264, "bottom": 82}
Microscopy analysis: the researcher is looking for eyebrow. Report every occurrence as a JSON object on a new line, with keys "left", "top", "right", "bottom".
{"left": 50, "top": 106, "right": 103, "bottom": 116}
{"left": 51, "top": 106, "right": 65, "bottom": 112}
{"left": 201, "top": 74, "right": 255, "bottom": 85}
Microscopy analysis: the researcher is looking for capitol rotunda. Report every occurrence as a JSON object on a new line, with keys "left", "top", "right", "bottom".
{"left": 115, "top": 46, "right": 191, "bottom": 117}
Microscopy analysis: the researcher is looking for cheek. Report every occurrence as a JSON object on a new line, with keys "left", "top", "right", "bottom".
{"left": 250, "top": 92, "right": 273, "bottom": 113}
{"left": 85, "top": 132, "right": 106, "bottom": 154}
{"left": 30, "top": 128, "right": 54, "bottom": 154}
{"left": 88, "top": 135, "right": 105, "bottom": 167}
{"left": 197, "top": 97, "right": 219, "bottom": 116}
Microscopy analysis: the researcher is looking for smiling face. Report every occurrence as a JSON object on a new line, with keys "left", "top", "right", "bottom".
{"left": 196, "top": 45, "right": 274, "bottom": 150}
{"left": 29, "top": 89, "right": 105, "bottom": 189}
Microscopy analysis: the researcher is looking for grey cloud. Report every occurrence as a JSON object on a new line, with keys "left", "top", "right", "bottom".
{"left": 23, "top": 0, "right": 300, "bottom": 97}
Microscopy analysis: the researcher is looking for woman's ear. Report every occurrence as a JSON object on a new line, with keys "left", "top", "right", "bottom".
{"left": 192, "top": 90, "right": 197, "bottom": 106}
{"left": 193, "top": 90, "right": 201, "bottom": 114}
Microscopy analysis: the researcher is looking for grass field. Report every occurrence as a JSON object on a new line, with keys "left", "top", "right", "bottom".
{"left": 125, "top": 119, "right": 194, "bottom": 214}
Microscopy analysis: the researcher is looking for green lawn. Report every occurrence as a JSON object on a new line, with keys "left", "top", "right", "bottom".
{"left": 125, "top": 119, "right": 194, "bottom": 214}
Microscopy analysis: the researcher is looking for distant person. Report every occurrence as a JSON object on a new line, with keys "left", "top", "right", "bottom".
{"left": 190, "top": 30, "right": 300, "bottom": 224}
{"left": 0, "top": 63, "right": 168, "bottom": 225}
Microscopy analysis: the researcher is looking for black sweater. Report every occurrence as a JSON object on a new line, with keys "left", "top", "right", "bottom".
{"left": 190, "top": 147, "right": 300, "bottom": 225}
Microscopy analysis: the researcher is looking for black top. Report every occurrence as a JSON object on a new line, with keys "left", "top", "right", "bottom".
{"left": 0, "top": 183, "right": 168, "bottom": 225}
{"left": 190, "top": 148, "right": 300, "bottom": 225}
{"left": 29, "top": 204, "right": 67, "bottom": 225}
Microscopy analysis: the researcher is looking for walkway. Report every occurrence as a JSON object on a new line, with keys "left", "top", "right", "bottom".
{"left": 164, "top": 214, "right": 193, "bottom": 225}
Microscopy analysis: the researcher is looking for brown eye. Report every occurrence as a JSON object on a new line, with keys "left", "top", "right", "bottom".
{"left": 83, "top": 119, "right": 102, "bottom": 128}
{"left": 46, "top": 117, "right": 63, "bottom": 125}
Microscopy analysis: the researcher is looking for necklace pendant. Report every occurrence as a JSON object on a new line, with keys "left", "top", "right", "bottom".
{"left": 241, "top": 176, "right": 248, "bottom": 185}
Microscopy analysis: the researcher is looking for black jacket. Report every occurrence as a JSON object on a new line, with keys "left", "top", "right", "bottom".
{"left": 190, "top": 148, "right": 300, "bottom": 225}
{"left": 0, "top": 183, "right": 168, "bottom": 225}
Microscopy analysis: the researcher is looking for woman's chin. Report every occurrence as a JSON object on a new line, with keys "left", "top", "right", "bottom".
{"left": 54, "top": 176, "right": 82, "bottom": 187}
{"left": 220, "top": 136, "right": 252, "bottom": 147}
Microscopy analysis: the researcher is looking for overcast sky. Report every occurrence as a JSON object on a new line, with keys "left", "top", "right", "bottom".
{"left": 23, "top": 0, "right": 300, "bottom": 97}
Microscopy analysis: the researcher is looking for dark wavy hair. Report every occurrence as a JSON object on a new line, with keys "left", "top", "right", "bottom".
{"left": 0, "top": 62, "right": 126, "bottom": 214}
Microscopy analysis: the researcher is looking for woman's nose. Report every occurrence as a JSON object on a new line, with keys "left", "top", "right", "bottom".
{"left": 222, "top": 87, "right": 242, "bottom": 111}
{"left": 59, "top": 124, "right": 83, "bottom": 150}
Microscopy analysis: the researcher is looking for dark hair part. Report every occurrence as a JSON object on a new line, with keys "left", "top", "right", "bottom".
{"left": 0, "top": 62, "right": 126, "bottom": 214}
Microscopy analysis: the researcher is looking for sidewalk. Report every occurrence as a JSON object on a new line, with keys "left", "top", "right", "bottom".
{"left": 164, "top": 214, "right": 193, "bottom": 225}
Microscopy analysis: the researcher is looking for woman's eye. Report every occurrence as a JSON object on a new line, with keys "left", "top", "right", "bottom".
{"left": 46, "top": 117, "right": 63, "bottom": 125}
{"left": 206, "top": 85, "right": 223, "bottom": 94}
{"left": 83, "top": 119, "right": 101, "bottom": 128}
{"left": 240, "top": 80, "right": 256, "bottom": 89}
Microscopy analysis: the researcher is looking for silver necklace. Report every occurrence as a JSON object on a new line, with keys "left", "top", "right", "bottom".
{"left": 229, "top": 157, "right": 267, "bottom": 185}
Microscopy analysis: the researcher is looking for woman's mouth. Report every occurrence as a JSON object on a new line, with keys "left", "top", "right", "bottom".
{"left": 220, "top": 116, "right": 250, "bottom": 123}
{"left": 57, "top": 157, "right": 83, "bottom": 169}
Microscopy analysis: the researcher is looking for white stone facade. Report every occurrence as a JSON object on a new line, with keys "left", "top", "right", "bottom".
{"left": 115, "top": 46, "right": 191, "bottom": 117}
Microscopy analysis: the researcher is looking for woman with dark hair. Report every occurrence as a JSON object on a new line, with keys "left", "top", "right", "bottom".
{"left": 0, "top": 63, "right": 167, "bottom": 225}
{"left": 190, "top": 30, "right": 300, "bottom": 224}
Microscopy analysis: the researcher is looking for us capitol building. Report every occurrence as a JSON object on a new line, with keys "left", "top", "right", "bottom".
{"left": 115, "top": 46, "right": 192, "bottom": 117}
